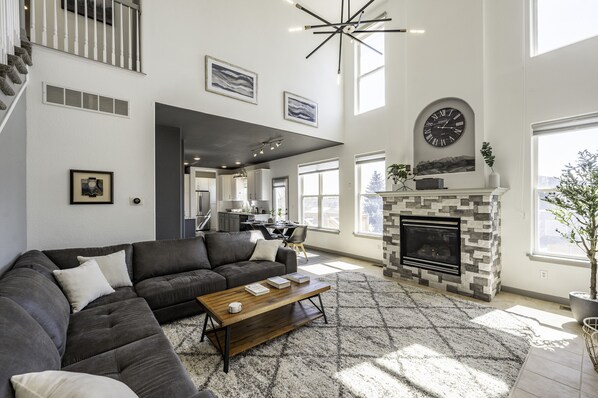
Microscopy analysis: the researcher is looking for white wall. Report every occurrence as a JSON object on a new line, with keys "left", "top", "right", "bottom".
{"left": 26, "top": 0, "right": 343, "bottom": 249}
{"left": 484, "top": 0, "right": 598, "bottom": 299}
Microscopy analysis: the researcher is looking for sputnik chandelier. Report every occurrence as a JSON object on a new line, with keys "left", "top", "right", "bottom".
{"left": 288, "top": 0, "right": 424, "bottom": 74}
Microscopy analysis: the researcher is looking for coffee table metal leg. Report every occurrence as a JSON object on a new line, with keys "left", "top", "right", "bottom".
{"left": 223, "top": 326, "right": 231, "bottom": 373}
{"left": 317, "top": 294, "right": 328, "bottom": 324}
{"left": 200, "top": 312, "right": 209, "bottom": 342}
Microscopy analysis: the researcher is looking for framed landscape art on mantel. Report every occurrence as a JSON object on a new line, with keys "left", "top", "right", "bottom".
{"left": 70, "top": 169, "right": 114, "bottom": 204}
{"left": 205, "top": 56, "right": 258, "bottom": 104}
{"left": 284, "top": 91, "right": 318, "bottom": 127}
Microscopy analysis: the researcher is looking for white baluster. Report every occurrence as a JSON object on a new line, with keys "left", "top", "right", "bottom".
{"left": 53, "top": 0, "right": 58, "bottom": 48}
{"left": 111, "top": 0, "right": 114, "bottom": 65}
{"left": 135, "top": 8, "right": 140, "bottom": 72}
{"left": 119, "top": 2, "right": 123, "bottom": 67}
{"left": 41, "top": 0, "right": 47, "bottom": 46}
{"left": 127, "top": 5, "right": 131, "bottom": 70}
{"left": 63, "top": 0, "right": 69, "bottom": 51}
{"left": 93, "top": 0, "right": 97, "bottom": 60}
{"left": 102, "top": 0, "right": 106, "bottom": 62}
{"left": 74, "top": 0, "right": 79, "bottom": 55}
{"left": 30, "top": 0, "right": 36, "bottom": 44}
{"left": 84, "top": 0, "right": 88, "bottom": 57}
{"left": 0, "top": 0, "right": 5, "bottom": 65}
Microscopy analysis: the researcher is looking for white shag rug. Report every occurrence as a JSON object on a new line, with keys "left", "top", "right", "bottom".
{"left": 162, "top": 272, "right": 537, "bottom": 398}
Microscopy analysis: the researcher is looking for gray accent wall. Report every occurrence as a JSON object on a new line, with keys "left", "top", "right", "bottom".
{"left": 155, "top": 125, "right": 183, "bottom": 240}
{"left": 0, "top": 93, "right": 27, "bottom": 275}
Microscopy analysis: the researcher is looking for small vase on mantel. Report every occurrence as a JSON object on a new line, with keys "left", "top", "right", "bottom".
{"left": 489, "top": 171, "right": 500, "bottom": 188}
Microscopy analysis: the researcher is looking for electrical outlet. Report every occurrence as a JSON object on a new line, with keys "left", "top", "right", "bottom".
{"left": 540, "top": 270, "right": 548, "bottom": 279}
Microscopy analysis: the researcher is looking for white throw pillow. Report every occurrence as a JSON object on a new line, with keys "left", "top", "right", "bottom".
{"left": 11, "top": 370, "right": 138, "bottom": 398}
{"left": 53, "top": 259, "right": 115, "bottom": 313}
{"left": 249, "top": 239, "right": 281, "bottom": 262}
{"left": 78, "top": 250, "right": 132, "bottom": 288}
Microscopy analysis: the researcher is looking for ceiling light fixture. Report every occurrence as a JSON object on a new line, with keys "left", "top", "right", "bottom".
{"left": 233, "top": 167, "right": 247, "bottom": 179}
{"left": 235, "top": 161, "right": 241, "bottom": 165}
{"left": 193, "top": 156, "right": 201, "bottom": 161}
{"left": 184, "top": 162, "right": 189, "bottom": 166}
{"left": 251, "top": 138, "right": 284, "bottom": 158}
{"left": 291, "top": 0, "right": 424, "bottom": 74}
{"left": 221, "top": 165, "right": 227, "bottom": 169}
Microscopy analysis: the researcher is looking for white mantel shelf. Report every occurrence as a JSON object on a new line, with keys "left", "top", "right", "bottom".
{"left": 377, "top": 187, "right": 509, "bottom": 197}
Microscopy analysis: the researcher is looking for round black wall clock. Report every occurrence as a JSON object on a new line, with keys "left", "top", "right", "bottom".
{"left": 423, "top": 107, "right": 466, "bottom": 148}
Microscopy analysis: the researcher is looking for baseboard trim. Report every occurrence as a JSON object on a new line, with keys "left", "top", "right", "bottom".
{"left": 501, "top": 285, "right": 569, "bottom": 306}
{"left": 303, "top": 245, "right": 383, "bottom": 266}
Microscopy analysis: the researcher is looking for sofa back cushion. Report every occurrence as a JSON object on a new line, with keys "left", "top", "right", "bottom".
{"left": 11, "top": 250, "right": 60, "bottom": 285}
{"left": 132, "top": 237, "right": 211, "bottom": 282}
{"left": 0, "top": 298, "right": 61, "bottom": 398}
{"left": 205, "top": 231, "right": 263, "bottom": 268}
{"left": 44, "top": 244, "right": 134, "bottom": 281}
{"left": 0, "top": 268, "right": 70, "bottom": 356}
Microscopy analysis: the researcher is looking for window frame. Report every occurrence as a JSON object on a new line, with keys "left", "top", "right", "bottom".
{"left": 299, "top": 160, "right": 340, "bottom": 232}
{"left": 531, "top": 112, "right": 598, "bottom": 263}
{"left": 355, "top": 16, "right": 386, "bottom": 115}
{"left": 355, "top": 152, "right": 385, "bottom": 237}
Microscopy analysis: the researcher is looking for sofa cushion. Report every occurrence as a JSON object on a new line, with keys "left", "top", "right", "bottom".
{"left": 132, "top": 237, "right": 211, "bottom": 282}
{"left": 78, "top": 250, "right": 133, "bottom": 288}
{"left": 11, "top": 250, "right": 60, "bottom": 284}
{"left": 53, "top": 260, "right": 115, "bottom": 313}
{"left": 0, "top": 298, "right": 61, "bottom": 398}
{"left": 63, "top": 334, "right": 198, "bottom": 398}
{"left": 11, "top": 370, "right": 138, "bottom": 398}
{"left": 0, "top": 268, "right": 70, "bottom": 356}
{"left": 44, "top": 244, "right": 134, "bottom": 281}
{"left": 62, "top": 298, "right": 162, "bottom": 367}
{"left": 135, "top": 269, "right": 226, "bottom": 310}
{"left": 85, "top": 286, "right": 138, "bottom": 310}
{"left": 214, "top": 261, "right": 286, "bottom": 288}
{"left": 205, "top": 231, "right": 263, "bottom": 268}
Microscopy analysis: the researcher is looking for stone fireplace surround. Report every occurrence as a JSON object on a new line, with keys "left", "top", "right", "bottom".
{"left": 379, "top": 188, "right": 508, "bottom": 301}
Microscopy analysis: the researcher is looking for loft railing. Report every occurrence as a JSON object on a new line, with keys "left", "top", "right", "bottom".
{"left": 25, "top": 0, "right": 141, "bottom": 72}
{"left": 1, "top": 0, "right": 21, "bottom": 67}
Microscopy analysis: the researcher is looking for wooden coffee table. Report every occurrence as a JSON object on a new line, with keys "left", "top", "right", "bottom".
{"left": 196, "top": 279, "right": 330, "bottom": 372}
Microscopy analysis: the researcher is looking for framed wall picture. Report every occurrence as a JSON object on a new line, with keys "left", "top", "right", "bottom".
{"left": 284, "top": 91, "right": 318, "bottom": 127}
{"left": 205, "top": 56, "right": 258, "bottom": 104}
{"left": 70, "top": 169, "right": 114, "bottom": 204}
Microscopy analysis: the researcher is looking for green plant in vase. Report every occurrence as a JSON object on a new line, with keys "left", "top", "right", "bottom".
{"left": 542, "top": 150, "right": 598, "bottom": 323}
{"left": 480, "top": 141, "right": 500, "bottom": 187}
{"left": 387, "top": 164, "right": 414, "bottom": 191}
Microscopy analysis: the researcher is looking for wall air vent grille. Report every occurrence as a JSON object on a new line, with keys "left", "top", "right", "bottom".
{"left": 43, "top": 83, "right": 129, "bottom": 118}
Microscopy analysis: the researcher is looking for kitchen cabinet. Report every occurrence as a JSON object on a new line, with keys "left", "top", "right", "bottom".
{"left": 218, "top": 212, "right": 251, "bottom": 232}
{"left": 218, "top": 175, "right": 246, "bottom": 201}
{"left": 246, "top": 169, "right": 271, "bottom": 201}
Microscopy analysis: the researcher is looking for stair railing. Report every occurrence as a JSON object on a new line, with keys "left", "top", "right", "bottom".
{"left": 25, "top": 0, "right": 141, "bottom": 72}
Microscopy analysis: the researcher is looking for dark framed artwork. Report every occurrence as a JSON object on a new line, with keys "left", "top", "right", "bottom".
{"left": 70, "top": 169, "right": 114, "bottom": 204}
{"left": 284, "top": 91, "right": 318, "bottom": 127}
{"left": 205, "top": 56, "right": 258, "bottom": 104}
{"left": 61, "top": 0, "right": 113, "bottom": 26}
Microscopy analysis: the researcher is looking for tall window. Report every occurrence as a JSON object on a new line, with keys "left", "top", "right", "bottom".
{"left": 356, "top": 153, "right": 385, "bottom": 235}
{"left": 355, "top": 20, "right": 385, "bottom": 114}
{"left": 532, "top": 0, "right": 598, "bottom": 56}
{"left": 533, "top": 113, "right": 598, "bottom": 259}
{"left": 299, "top": 160, "right": 340, "bottom": 231}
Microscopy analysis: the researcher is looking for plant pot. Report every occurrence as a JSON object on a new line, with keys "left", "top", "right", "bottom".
{"left": 569, "top": 291, "right": 598, "bottom": 324}
{"left": 488, "top": 171, "right": 500, "bottom": 188}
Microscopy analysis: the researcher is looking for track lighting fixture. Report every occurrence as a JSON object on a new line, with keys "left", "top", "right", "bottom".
{"left": 251, "top": 138, "right": 284, "bottom": 158}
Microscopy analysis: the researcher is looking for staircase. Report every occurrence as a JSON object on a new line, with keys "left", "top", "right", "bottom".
{"left": 0, "top": 0, "right": 31, "bottom": 131}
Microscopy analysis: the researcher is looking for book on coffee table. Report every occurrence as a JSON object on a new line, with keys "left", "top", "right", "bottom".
{"left": 285, "top": 273, "right": 310, "bottom": 284}
{"left": 266, "top": 276, "right": 291, "bottom": 289}
{"left": 245, "top": 283, "right": 270, "bottom": 296}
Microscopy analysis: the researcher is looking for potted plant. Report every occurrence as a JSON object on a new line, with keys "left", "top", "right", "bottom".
{"left": 543, "top": 150, "right": 598, "bottom": 323}
{"left": 480, "top": 142, "right": 500, "bottom": 188}
{"left": 387, "top": 164, "right": 414, "bottom": 191}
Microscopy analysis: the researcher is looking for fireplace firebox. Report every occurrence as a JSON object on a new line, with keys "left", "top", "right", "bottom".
{"left": 400, "top": 215, "right": 461, "bottom": 276}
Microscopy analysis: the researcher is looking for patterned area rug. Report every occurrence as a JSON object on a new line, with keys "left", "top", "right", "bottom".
{"left": 162, "top": 272, "right": 537, "bottom": 398}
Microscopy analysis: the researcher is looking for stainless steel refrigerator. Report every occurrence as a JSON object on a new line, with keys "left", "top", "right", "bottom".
{"left": 196, "top": 190, "right": 211, "bottom": 231}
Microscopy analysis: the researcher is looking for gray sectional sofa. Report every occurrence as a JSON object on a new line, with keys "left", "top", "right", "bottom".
{"left": 0, "top": 231, "right": 297, "bottom": 398}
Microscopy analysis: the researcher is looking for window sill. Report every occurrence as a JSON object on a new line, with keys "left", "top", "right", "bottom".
{"left": 527, "top": 253, "right": 589, "bottom": 268}
{"left": 353, "top": 232, "right": 383, "bottom": 240}
{"left": 308, "top": 227, "right": 340, "bottom": 235}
